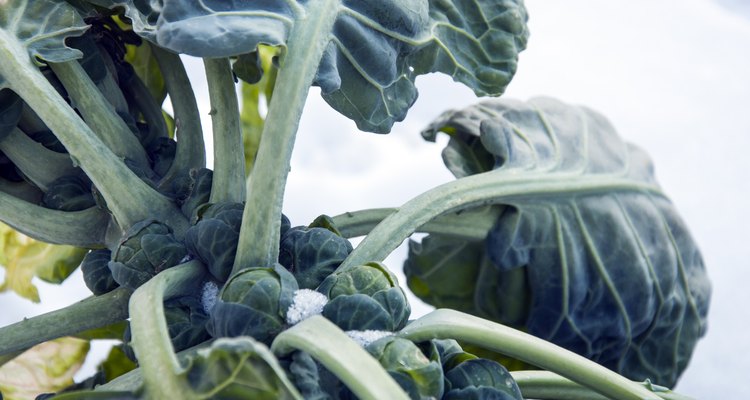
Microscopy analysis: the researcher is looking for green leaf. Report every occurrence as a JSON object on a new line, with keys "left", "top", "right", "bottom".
{"left": 418, "top": 97, "right": 712, "bottom": 387}
{"left": 0, "top": 222, "right": 86, "bottom": 302}
{"left": 0, "top": 0, "right": 89, "bottom": 89}
{"left": 0, "top": 337, "right": 89, "bottom": 400}
{"left": 181, "top": 337, "right": 301, "bottom": 400}
{"left": 366, "top": 337, "right": 445, "bottom": 399}
{"left": 109, "top": 0, "right": 529, "bottom": 133}
{"left": 99, "top": 345, "right": 137, "bottom": 383}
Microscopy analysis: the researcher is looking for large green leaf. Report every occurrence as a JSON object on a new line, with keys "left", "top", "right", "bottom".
{"left": 0, "top": 223, "right": 87, "bottom": 302}
{"left": 100, "top": 0, "right": 528, "bottom": 133}
{"left": 0, "top": 337, "right": 89, "bottom": 400}
{"left": 0, "top": 0, "right": 88, "bottom": 88}
{"left": 411, "top": 97, "right": 711, "bottom": 387}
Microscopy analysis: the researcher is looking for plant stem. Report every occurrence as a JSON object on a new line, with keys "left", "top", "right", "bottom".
{"left": 398, "top": 309, "right": 660, "bottom": 400}
{"left": 0, "top": 191, "right": 109, "bottom": 247}
{"left": 151, "top": 46, "right": 206, "bottom": 188}
{"left": 128, "top": 261, "right": 206, "bottom": 400}
{"left": 339, "top": 170, "right": 663, "bottom": 270}
{"left": 510, "top": 371, "right": 695, "bottom": 400}
{"left": 233, "top": 0, "right": 340, "bottom": 273}
{"left": 331, "top": 207, "right": 498, "bottom": 240}
{"left": 0, "top": 31, "right": 186, "bottom": 232}
{"left": 49, "top": 60, "right": 150, "bottom": 168}
{"left": 0, "top": 127, "right": 78, "bottom": 190}
{"left": 204, "top": 57, "right": 246, "bottom": 203}
{"left": 0, "top": 287, "right": 132, "bottom": 357}
{"left": 272, "top": 315, "right": 410, "bottom": 400}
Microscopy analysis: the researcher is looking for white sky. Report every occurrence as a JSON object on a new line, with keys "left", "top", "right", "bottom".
{"left": 1, "top": 0, "right": 748, "bottom": 398}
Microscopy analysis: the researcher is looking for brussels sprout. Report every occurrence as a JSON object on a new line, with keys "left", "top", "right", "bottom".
{"left": 163, "top": 294, "right": 211, "bottom": 352}
{"left": 182, "top": 337, "right": 301, "bottom": 399}
{"left": 443, "top": 359, "right": 522, "bottom": 400}
{"left": 422, "top": 339, "right": 522, "bottom": 399}
{"left": 207, "top": 263, "right": 298, "bottom": 344}
{"left": 42, "top": 175, "right": 96, "bottom": 211}
{"left": 147, "top": 137, "right": 176, "bottom": 178}
{"left": 81, "top": 249, "right": 119, "bottom": 295}
{"left": 317, "top": 262, "right": 410, "bottom": 332}
{"left": 172, "top": 168, "right": 213, "bottom": 218}
{"left": 279, "top": 226, "right": 353, "bottom": 289}
{"left": 365, "top": 337, "right": 444, "bottom": 400}
{"left": 284, "top": 351, "right": 349, "bottom": 400}
{"left": 184, "top": 202, "right": 243, "bottom": 282}
{"left": 108, "top": 220, "right": 187, "bottom": 289}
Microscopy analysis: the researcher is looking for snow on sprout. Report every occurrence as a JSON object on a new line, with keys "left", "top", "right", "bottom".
{"left": 345, "top": 330, "right": 393, "bottom": 347}
{"left": 201, "top": 280, "right": 219, "bottom": 314}
{"left": 286, "top": 289, "right": 328, "bottom": 325}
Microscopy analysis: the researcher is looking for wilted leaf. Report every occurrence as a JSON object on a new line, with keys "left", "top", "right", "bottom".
{"left": 0, "top": 223, "right": 87, "bottom": 302}
{"left": 0, "top": 337, "right": 89, "bottom": 400}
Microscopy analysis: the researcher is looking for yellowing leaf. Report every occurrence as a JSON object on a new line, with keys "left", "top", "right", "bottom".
{"left": 0, "top": 223, "right": 87, "bottom": 302}
{"left": 0, "top": 337, "right": 89, "bottom": 400}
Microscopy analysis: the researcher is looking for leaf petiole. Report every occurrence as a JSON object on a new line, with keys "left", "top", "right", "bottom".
{"left": 398, "top": 309, "right": 661, "bottom": 400}
{"left": 271, "top": 315, "right": 409, "bottom": 400}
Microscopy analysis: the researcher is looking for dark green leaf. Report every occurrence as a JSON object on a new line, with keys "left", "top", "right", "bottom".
{"left": 420, "top": 97, "right": 712, "bottom": 386}
{"left": 181, "top": 337, "right": 301, "bottom": 399}
{"left": 208, "top": 264, "right": 298, "bottom": 343}
{"left": 107, "top": 0, "right": 528, "bottom": 133}
{"left": 81, "top": 249, "right": 118, "bottom": 295}
{"left": 366, "top": 337, "right": 444, "bottom": 400}
{"left": 279, "top": 226, "right": 352, "bottom": 290}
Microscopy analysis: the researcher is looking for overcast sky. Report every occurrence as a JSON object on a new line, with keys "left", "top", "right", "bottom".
{"left": 1, "top": 0, "right": 748, "bottom": 398}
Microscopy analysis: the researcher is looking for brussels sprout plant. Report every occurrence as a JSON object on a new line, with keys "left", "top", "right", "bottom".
{"left": 0, "top": 1, "right": 710, "bottom": 399}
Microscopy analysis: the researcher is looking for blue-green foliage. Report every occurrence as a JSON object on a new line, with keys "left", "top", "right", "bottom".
{"left": 184, "top": 202, "right": 243, "bottom": 282}
{"left": 317, "top": 262, "right": 410, "bottom": 332}
{"left": 108, "top": 220, "right": 187, "bottom": 289}
{"left": 279, "top": 225, "right": 353, "bottom": 290}
{"left": 163, "top": 294, "right": 211, "bottom": 352}
{"left": 41, "top": 175, "right": 95, "bottom": 211}
{"left": 81, "top": 249, "right": 118, "bottom": 295}
{"left": 106, "top": 0, "right": 529, "bottom": 133}
{"left": 208, "top": 264, "right": 298, "bottom": 344}
{"left": 413, "top": 97, "right": 712, "bottom": 386}
{"left": 365, "top": 337, "right": 444, "bottom": 400}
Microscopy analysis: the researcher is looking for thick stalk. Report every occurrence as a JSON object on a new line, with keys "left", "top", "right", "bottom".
{"left": 0, "top": 31, "right": 186, "bottom": 231}
{"left": 49, "top": 60, "right": 150, "bottom": 168}
{"left": 0, "top": 287, "right": 132, "bottom": 356}
{"left": 129, "top": 261, "right": 206, "bottom": 400}
{"left": 151, "top": 46, "right": 206, "bottom": 187}
{"left": 339, "top": 170, "right": 663, "bottom": 270}
{"left": 331, "top": 207, "right": 497, "bottom": 240}
{"left": 234, "top": 0, "right": 340, "bottom": 273}
{"left": 204, "top": 57, "right": 246, "bottom": 203}
{"left": 510, "top": 371, "right": 695, "bottom": 400}
{"left": 0, "top": 191, "right": 109, "bottom": 247}
{"left": 272, "top": 316, "right": 409, "bottom": 400}
{"left": 398, "top": 309, "right": 660, "bottom": 400}
{"left": 0, "top": 127, "right": 78, "bottom": 190}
